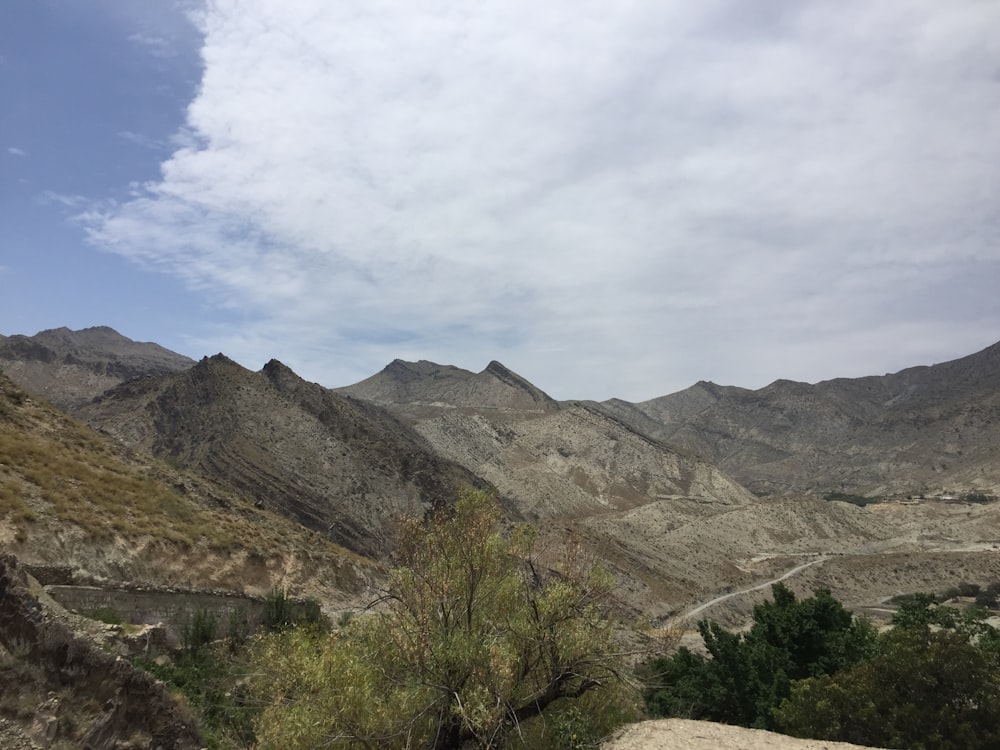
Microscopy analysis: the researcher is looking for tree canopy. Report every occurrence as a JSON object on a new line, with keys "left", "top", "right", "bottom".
{"left": 253, "top": 489, "right": 629, "bottom": 749}
{"left": 639, "top": 583, "right": 876, "bottom": 729}
{"left": 775, "top": 595, "right": 1000, "bottom": 750}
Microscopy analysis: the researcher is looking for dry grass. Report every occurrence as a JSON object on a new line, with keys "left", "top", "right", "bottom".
{"left": 0, "top": 376, "right": 372, "bottom": 588}
{"left": 0, "top": 430, "right": 219, "bottom": 544}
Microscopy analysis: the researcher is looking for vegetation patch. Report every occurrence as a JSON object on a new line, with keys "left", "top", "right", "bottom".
{"left": 823, "top": 491, "right": 879, "bottom": 506}
{"left": 252, "top": 490, "right": 639, "bottom": 749}
{"left": 641, "top": 585, "right": 1000, "bottom": 750}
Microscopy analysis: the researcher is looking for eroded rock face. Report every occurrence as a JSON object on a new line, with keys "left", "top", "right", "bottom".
{"left": 0, "top": 555, "right": 203, "bottom": 750}
{"left": 76, "top": 354, "right": 486, "bottom": 556}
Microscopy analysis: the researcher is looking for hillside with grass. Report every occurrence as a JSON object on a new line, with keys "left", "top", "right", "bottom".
{"left": 0, "top": 371, "right": 374, "bottom": 602}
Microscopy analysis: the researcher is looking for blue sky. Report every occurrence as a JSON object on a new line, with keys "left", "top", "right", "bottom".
{"left": 3, "top": 1, "right": 999, "bottom": 401}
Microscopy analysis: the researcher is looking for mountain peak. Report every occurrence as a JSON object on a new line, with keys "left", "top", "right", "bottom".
{"left": 200, "top": 353, "right": 240, "bottom": 367}
{"left": 480, "top": 361, "right": 558, "bottom": 408}
{"left": 0, "top": 325, "right": 195, "bottom": 409}
{"left": 338, "top": 358, "right": 557, "bottom": 411}
{"left": 262, "top": 358, "right": 294, "bottom": 375}
{"left": 382, "top": 359, "right": 466, "bottom": 384}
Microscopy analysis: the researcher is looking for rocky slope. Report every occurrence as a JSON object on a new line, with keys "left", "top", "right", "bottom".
{"left": 601, "top": 340, "right": 1000, "bottom": 496}
{"left": 0, "top": 555, "right": 203, "bottom": 749}
{"left": 76, "top": 354, "right": 486, "bottom": 556}
{"left": 0, "top": 371, "right": 374, "bottom": 601}
{"left": 0, "top": 326, "right": 195, "bottom": 410}
{"left": 339, "top": 360, "right": 754, "bottom": 520}
{"left": 338, "top": 360, "right": 900, "bottom": 616}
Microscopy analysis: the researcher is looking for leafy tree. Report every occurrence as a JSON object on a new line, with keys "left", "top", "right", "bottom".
{"left": 252, "top": 490, "right": 627, "bottom": 749}
{"left": 891, "top": 592, "right": 998, "bottom": 642}
{"left": 640, "top": 584, "right": 875, "bottom": 729}
{"left": 774, "top": 627, "right": 1000, "bottom": 750}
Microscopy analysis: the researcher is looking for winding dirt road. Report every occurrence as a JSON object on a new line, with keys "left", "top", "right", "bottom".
{"left": 672, "top": 555, "right": 829, "bottom": 625}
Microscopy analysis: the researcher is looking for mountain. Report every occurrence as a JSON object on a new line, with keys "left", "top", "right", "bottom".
{"left": 0, "top": 370, "right": 371, "bottom": 600}
{"left": 76, "top": 354, "right": 486, "bottom": 556}
{"left": 0, "top": 326, "right": 195, "bottom": 410}
{"left": 6, "top": 325, "right": 1000, "bottom": 620}
{"left": 339, "top": 360, "right": 753, "bottom": 520}
{"left": 339, "top": 352, "right": 1000, "bottom": 619}
{"left": 340, "top": 358, "right": 560, "bottom": 412}
{"left": 601, "top": 341, "right": 1000, "bottom": 496}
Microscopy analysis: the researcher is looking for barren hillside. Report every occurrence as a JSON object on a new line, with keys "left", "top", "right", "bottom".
{"left": 601, "top": 340, "right": 1000, "bottom": 496}
{"left": 75, "top": 355, "right": 486, "bottom": 556}
{"left": 0, "top": 372, "right": 373, "bottom": 602}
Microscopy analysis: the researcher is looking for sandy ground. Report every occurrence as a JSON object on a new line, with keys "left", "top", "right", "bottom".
{"left": 602, "top": 719, "right": 887, "bottom": 750}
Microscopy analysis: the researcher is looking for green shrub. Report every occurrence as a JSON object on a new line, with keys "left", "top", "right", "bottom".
{"left": 261, "top": 587, "right": 293, "bottom": 632}
{"left": 252, "top": 490, "right": 626, "bottom": 750}
{"left": 823, "top": 492, "right": 877, "bottom": 507}
{"left": 182, "top": 609, "right": 217, "bottom": 657}
{"left": 775, "top": 627, "right": 1000, "bottom": 749}
{"left": 80, "top": 607, "right": 123, "bottom": 626}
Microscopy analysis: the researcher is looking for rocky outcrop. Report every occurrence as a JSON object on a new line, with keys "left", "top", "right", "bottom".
{"left": 0, "top": 555, "right": 203, "bottom": 749}
{"left": 603, "top": 718, "right": 888, "bottom": 749}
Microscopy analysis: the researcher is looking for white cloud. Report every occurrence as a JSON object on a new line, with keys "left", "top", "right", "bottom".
{"left": 117, "top": 130, "right": 170, "bottom": 151}
{"left": 38, "top": 190, "right": 89, "bottom": 208}
{"left": 128, "top": 32, "right": 175, "bottom": 57}
{"left": 88, "top": 0, "right": 1000, "bottom": 399}
{"left": 7, "top": 147, "right": 27, "bottom": 157}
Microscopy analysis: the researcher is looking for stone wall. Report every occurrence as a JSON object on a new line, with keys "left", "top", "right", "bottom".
{"left": 46, "top": 584, "right": 264, "bottom": 638}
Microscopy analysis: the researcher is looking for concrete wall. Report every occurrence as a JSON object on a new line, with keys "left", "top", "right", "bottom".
{"left": 46, "top": 585, "right": 265, "bottom": 639}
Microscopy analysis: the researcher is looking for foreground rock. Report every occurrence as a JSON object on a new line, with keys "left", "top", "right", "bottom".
{"left": 0, "top": 555, "right": 203, "bottom": 749}
{"left": 603, "top": 719, "right": 887, "bottom": 750}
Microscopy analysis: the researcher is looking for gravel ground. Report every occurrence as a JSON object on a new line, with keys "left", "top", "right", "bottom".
{"left": 0, "top": 717, "right": 40, "bottom": 750}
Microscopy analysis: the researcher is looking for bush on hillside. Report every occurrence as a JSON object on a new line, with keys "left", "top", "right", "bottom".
{"left": 252, "top": 489, "right": 631, "bottom": 749}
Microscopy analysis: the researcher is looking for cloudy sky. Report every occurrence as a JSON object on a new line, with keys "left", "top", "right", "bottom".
{"left": 3, "top": 1, "right": 999, "bottom": 400}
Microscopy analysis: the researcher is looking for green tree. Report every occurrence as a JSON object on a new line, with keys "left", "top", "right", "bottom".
{"left": 253, "top": 490, "right": 628, "bottom": 749}
{"left": 640, "top": 584, "right": 875, "bottom": 729}
{"left": 775, "top": 627, "right": 1000, "bottom": 749}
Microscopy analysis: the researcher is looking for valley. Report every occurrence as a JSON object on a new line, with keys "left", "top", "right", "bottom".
{"left": 1, "top": 326, "right": 999, "bottom": 747}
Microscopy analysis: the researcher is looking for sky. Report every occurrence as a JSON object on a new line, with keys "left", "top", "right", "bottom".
{"left": 2, "top": 0, "right": 999, "bottom": 401}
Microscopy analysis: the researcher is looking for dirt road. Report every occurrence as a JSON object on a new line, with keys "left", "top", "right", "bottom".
{"left": 672, "top": 555, "right": 829, "bottom": 625}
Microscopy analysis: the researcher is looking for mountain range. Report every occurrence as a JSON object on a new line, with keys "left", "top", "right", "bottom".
{"left": 599, "top": 340, "right": 1000, "bottom": 496}
{"left": 2, "top": 326, "right": 1000, "bottom": 626}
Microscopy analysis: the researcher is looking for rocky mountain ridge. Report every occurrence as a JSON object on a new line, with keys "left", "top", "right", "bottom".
{"left": 338, "top": 357, "right": 560, "bottom": 412}
{"left": 599, "top": 340, "right": 1000, "bottom": 496}
{"left": 4, "top": 326, "right": 1000, "bottom": 620}
{"left": 0, "top": 326, "right": 195, "bottom": 411}
{"left": 75, "top": 353, "right": 486, "bottom": 556}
